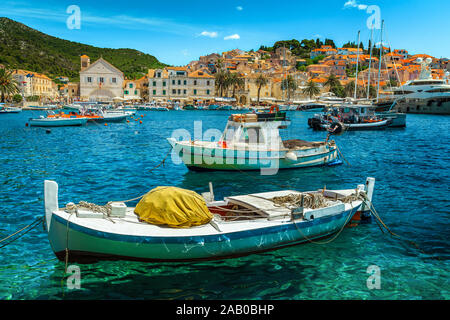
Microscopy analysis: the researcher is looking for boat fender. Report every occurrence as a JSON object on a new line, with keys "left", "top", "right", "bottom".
{"left": 285, "top": 151, "right": 297, "bottom": 161}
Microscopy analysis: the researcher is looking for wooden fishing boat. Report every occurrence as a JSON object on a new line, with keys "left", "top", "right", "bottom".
{"left": 168, "top": 110, "right": 339, "bottom": 172}
{"left": 44, "top": 178, "right": 375, "bottom": 262}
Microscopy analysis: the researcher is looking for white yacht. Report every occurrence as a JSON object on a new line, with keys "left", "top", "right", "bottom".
{"left": 390, "top": 58, "right": 450, "bottom": 115}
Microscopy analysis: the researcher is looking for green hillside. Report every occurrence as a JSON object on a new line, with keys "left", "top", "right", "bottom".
{"left": 0, "top": 17, "right": 167, "bottom": 81}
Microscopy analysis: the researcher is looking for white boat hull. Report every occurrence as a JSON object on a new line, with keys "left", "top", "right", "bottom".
{"left": 29, "top": 117, "right": 88, "bottom": 127}
{"left": 44, "top": 180, "right": 370, "bottom": 262}
{"left": 168, "top": 140, "right": 338, "bottom": 171}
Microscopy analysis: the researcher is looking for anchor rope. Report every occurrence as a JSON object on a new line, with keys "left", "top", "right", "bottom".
{"left": 361, "top": 194, "right": 435, "bottom": 258}
{"left": 0, "top": 217, "right": 43, "bottom": 249}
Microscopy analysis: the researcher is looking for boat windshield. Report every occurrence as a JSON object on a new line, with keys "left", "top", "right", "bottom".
{"left": 222, "top": 123, "right": 240, "bottom": 142}
{"left": 239, "top": 127, "right": 265, "bottom": 144}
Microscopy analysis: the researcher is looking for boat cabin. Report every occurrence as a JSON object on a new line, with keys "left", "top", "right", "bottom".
{"left": 219, "top": 112, "right": 290, "bottom": 150}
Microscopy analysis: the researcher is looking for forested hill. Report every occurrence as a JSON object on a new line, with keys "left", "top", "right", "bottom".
{"left": 0, "top": 17, "right": 167, "bottom": 81}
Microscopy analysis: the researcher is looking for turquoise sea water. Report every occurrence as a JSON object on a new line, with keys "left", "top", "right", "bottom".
{"left": 0, "top": 110, "right": 448, "bottom": 300}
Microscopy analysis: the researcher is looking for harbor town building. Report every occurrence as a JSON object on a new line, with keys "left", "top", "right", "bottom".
{"left": 147, "top": 67, "right": 215, "bottom": 103}
{"left": 79, "top": 55, "right": 124, "bottom": 102}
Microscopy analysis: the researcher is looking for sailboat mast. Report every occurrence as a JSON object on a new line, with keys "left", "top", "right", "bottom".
{"left": 354, "top": 31, "right": 361, "bottom": 100}
{"left": 367, "top": 27, "right": 374, "bottom": 99}
{"left": 283, "top": 44, "right": 286, "bottom": 102}
{"left": 376, "top": 20, "right": 384, "bottom": 103}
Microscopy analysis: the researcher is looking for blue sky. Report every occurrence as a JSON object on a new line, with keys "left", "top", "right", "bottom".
{"left": 1, "top": 0, "right": 449, "bottom": 65}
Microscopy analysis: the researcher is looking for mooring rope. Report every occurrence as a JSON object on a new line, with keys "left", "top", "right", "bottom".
{"left": 0, "top": 217, "right": 44, "bottom": 249}
{"left": 291, "top": 203, "right": 356, "bottom": 245}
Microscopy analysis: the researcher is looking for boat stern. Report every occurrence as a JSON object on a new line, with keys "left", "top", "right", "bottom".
{"left": 44, "top": 180, "right": 59, "bottom": 233}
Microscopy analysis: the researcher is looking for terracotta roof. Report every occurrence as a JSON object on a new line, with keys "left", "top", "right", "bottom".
{"left": 188, "top": 70, "right": 214, "bottom": 78}
{"left": 167, "top": 66, "right": 188, "bottom": 71}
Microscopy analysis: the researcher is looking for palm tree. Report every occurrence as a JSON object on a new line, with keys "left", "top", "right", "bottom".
{"left": 229, "top": 73, "right": 244, "bottom": 99}
{"left": 302, "top": 80, "right": 320, "bottom": 99}
{"left": 324, "top": 74, "right": 340, "bottom": 91}
{"left": 255, "top": 73, "right": 268, "bottom": 104}
{"left": 281, "top": 75, "right": 297, "bottom": 101}
{"left": 215, "top": 70, "right": 228, "bottom": 97}
{"left": 0, "top": 68, "right": 19, "bottom": 103}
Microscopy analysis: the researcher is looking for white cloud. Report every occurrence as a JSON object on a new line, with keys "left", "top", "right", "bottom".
{"left": 199, "top": 31, "right": 218, "bottom": 38}
{"left": 236, "top": 6, "right": 243, "bottom": 11}
{"left": 224, "top": 34, "right": 240, "bottom": 40}
{"left": 344, "top": 0, "right": 368, "bottom": 10}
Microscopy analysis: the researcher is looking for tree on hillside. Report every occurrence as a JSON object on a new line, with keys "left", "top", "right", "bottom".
{"left": 302, "top": 80, "right": 321, "bottom": 99}
{"left": 324, "top": 39, "right": 336, "bottom": 48}
{"left": 324, "top": 74, "right": 341, "bottom": 90}
{"left": 344, "top": 81, "right": 355, "bottom": 98}
{"left": 0, "top": 68, "right": 19, "bottom": 102}
{"left": 255, "top": 73, "right": 268, "bottom": 105}
{"left": 281, "top": 75, "right": 297, "bottom": 101}
{"left": 315, "top": 38, "right": 323, "bottom": 48}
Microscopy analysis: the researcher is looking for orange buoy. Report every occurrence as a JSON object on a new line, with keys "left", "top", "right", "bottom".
{"left": 139, "top": 120, "right": 142, "bottom": 124}
{"left": 127, "top": 120, "right": 130, "bottom": 123}
{"left": 135, "top": 119, "right": 138, "bottom": 121}
{"left": 141, "top": 115, "right": 144, "bottom": 118}
{"left": 104, "top": 123, "right": 108, "bottom": 126}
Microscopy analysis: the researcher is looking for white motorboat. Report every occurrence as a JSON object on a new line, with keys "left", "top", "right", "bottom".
{"left": 0, "top": 104, "right": 22, "bottom": 113}
{"left": 28, "top": 115, "right": 88, "bottom": 127}
{"left": 168, "top": 110, "right": 340, "bottom": 173}
{"left": 384, "top": 59, "right": 450, "bottom": 115}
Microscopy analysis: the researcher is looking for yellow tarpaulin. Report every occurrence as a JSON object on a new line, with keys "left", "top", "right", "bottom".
{"left": 134, "top": 186, "right": 213, "bottom": 228}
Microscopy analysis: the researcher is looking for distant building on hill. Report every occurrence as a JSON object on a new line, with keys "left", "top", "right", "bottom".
{"left": 79, "top": 55, "right": 124, "bottom": 102}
